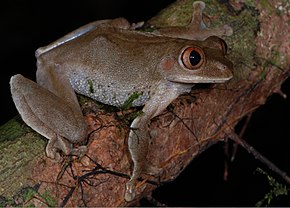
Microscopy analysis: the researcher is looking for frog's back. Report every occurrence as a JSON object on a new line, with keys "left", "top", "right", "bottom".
{"left": 36, "top": 25, "right": 184, "bottom": 107}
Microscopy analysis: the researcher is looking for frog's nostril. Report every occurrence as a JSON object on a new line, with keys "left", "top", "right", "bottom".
{"left": 216, "top": 63, "right": 227, "bottom": 71}
{"left": 222, "top": 65, "right": 228, "bottom": 70}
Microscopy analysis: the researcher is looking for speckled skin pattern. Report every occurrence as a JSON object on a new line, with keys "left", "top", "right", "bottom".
{"left": 40, "top": 27, "right": 168, "bottom": 107}
{"left": 37, "top": 25, "right": 233, "bottom": 107}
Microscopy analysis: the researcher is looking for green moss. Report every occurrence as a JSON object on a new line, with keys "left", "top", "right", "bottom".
{"left": 77, "top": 93, "right": 92, "bottom": 106}
{"left": 259, "top": 0, "right": 274, "bottom": 14}
{"left": 41, "top": 190, "right": 57, "bottom": 207}
{"left": 87, "top": 79, "right": 94, "bottom": 93}
{"left": 0, "top": 131, "right": 45, "bottom": 198}
{"left": 226, "top": 11, "right": 259, "bottom": 81}
{"left": 0, "top": 195, "right": 10, "bottom": 207}
{"left": 259, "top": 0, "right": 289, "bottom": 16}
{"left": 244, "top": 0, "right": 256, "bottom": 7}
{"left": 148, "top": 0, "right": 195, "bottom": 27}
{"left": 121, "top": 92, "right": 141, "bottom": 110}
{"left": 255, "top": 168, "right": 289, "bottom": 207}
{"left": 0, "top": 116, "right": 30, "bottom": 142}
{"left": 0, "top": 185, "right": 40, "bottom": 206}
{"left": 256, "top": 39, "right": 287, "bottom": 77}
{"left": 22, "top": 186, "right": 57, "bottom": 207}
{"left": 125, "top": 110, "right": 143, "bottom": 124}
{"left": 270, "top": 50, "right": 281, "bottom": 67}
{"left": 23, "top": 188, "right": 37, "bottom": 202}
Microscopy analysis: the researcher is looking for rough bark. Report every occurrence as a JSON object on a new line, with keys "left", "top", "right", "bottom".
{"left": 0, "top": 0, "right": 289, "bottom": 206}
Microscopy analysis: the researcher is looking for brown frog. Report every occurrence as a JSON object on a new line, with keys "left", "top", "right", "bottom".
{"left": 10, "top": 1, "right": 233, "bottom": 201}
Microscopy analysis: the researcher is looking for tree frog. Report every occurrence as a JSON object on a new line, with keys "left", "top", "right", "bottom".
{"left": 10, "top": 1, "right": 233, "bottom": 202}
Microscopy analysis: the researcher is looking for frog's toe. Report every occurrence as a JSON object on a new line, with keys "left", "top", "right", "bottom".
{"left": 145, "top": 164, "right": 162, "bottom": 176}
{"left": 125, "top": 180, "right": 136, "bottom": 201}
{"left": 46, "top": 146, "right": 61, "bottom": 162}
{"left": 71, "top": 145, "right": 87, "bottom": 157}
{"left": 193, "top": 1, "right": 206, "bottom": 10}
{"left": 124, "top": 165, "right": 161, "bottom": 202}
{"left": 223, "top": 25, "right": 233, "bottom": 36}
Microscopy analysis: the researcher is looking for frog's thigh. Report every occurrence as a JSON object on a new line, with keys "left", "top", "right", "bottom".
{"left": 10, "top": 75, "right": 58, "bottom": 139}
{"left": 36, "top": 19, "right": 112, "bottom": 56}
{"left": 36, "top": 63, "right": 83, "bottom": 117}
{"left": 36, "top": 65, "right": 87, "bottom": 142}
{"left": 10, "top": 75, "right": 65, "bottom": 159}
{"left": 36, "top": 18, "right": 130, "bottom": 56}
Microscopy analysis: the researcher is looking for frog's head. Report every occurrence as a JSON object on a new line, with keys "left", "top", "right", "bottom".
{"left": 159, "top": 36, "right": 233, "bottom": 84}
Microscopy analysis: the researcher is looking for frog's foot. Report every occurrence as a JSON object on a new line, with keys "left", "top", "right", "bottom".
{"left": 110, "top": 18, "right": 144, "bottom": 30}
{"left": 46, "top": 134, "right": 87, "bottom": 161}
{"left": 46, "top": 136, "right": 62, "bottom": 162}
{"left": 70, "top": 145, "right": 87, "bottom": 158}
{"left": 125, "top": 159, "right": 142, "bottom": 202}
{"left": 124, "top": 163, "right": 162, "bottom": 202}
{"left": 130, "top": 21, "right": 144, "bottom": 30}
{"left": 189, "top": 1, "right": 233, "bottom": 39}
{"left": 144, "top": 163, "right": 163, "bottom": 176}
{"left": 155, "top": 0, "right": 233, "bottom": 41}
{"left": 220, "top": 25, "right": 233, "bottom": 36}
{"left": 125, "top": 179, "right": 137, "bottom": 202}
{"left": 125, "top": 173, "right": 149, "bottom": 202}
{"left": 46, "top": 147, "right": 61, "bottom": 162}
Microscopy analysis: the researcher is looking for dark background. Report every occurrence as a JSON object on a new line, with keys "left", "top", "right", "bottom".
{"left": 1, "top": 0, "right": 289, "bottom": 206}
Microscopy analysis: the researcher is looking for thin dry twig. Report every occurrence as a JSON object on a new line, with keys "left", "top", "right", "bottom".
{"left": 229, "top": 132, "right": 290, "bottom": 185}
{"left": 231, "top": 113, "right": 253, "bottom": 162}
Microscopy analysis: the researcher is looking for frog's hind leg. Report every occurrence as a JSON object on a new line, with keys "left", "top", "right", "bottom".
{"left": 35, "top": 18, "right": 135, "bottom": 57}
{"left": 155, "top": 1, "right": 233, "bottom": 41}
{"left": 35, "top": 19, "right": 113, "bottom": 56}
{"left": 10, "top": 74, "right": 87, "bottom": 160}
{"left": 188, "top": 1, "right": 233, "bottom": 38}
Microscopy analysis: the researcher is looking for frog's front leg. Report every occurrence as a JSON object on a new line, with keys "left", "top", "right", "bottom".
{"left": 125, "top": 82, "right": 193, "bottom": 201}
{"left": 10, "top": 64, "right": 88, "bottom": 160}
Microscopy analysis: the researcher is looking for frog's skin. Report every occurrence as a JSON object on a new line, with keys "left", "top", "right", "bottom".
{"left": 10, "top": 1, "right": 233, "bottom": 202}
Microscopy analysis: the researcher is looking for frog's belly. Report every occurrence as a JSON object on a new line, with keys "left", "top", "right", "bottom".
{"left": 69, "top": 75, "right": 150, "bottom": 107}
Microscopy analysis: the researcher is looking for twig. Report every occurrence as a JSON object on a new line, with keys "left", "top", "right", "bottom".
{"left": 166, "top": 105, "right": 200, "bottom": 146}
{"left": 60, "top": 155, "right": 159, "bottom": 207}
{"left": 223, "top": 113, "right": 253, "bottom": 180}
{"left": 231, "top": 113, "right": 253, "bottom": 162}
{"left": 223, "top": 137, "right": 229, "bottom": 181}
{"left": 229, "top": 132, "right": 290, "bottom": 185}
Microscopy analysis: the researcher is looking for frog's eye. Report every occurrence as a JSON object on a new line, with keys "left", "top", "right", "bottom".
{"left": 181, "top": 47, "right": 205, "bottom": 70}
{"left": 218, "top": 38, "right": 228, "bottom": 55}
{"left": 204, "top": 36, "right": 228, "bottom": 55}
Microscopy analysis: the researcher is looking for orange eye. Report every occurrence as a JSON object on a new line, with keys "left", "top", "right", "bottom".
{"left": 181, "top": 47, "right": 205, "bottom": 69}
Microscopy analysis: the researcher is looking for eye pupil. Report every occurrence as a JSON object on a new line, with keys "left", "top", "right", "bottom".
{"left": 189, "top": 50, "right": 202, "bottom": 66}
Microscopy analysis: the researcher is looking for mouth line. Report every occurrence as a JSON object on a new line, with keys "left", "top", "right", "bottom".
{"left": 168, "top": 76, "right": 233, "bottom": 84}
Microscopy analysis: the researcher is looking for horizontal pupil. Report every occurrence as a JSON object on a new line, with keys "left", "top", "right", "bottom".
{"left": 189, "top": 50, "right": 201, "bottom": 66}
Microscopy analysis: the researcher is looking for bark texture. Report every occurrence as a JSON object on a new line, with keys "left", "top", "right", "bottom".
{"left": 0, "top": 0, "right": 289, "bottom": 206}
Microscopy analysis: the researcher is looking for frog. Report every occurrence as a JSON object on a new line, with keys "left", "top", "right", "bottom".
{"left": 10, "top": 1, "right": 233, "bottom": 202}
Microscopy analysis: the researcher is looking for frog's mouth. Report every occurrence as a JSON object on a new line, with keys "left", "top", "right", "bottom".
{"left": 167, "top": 74, "right": 233, "bottom": 84}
